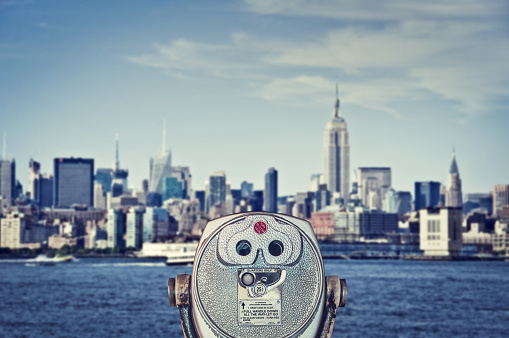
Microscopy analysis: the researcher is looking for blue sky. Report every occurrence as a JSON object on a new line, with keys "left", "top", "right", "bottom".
{"left": 1, "top": 0, "right": 508, "bottom": 196}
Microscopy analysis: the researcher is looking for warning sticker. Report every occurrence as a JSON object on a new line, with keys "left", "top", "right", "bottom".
{"left": 238, "top": 299, "right": 281, "bottom": 326}
{"left": 237, "top": 268, "right": 285, "bottom": 326}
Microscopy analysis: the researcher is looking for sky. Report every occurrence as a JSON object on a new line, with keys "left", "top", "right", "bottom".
{"left": 1, "top": 0, "right": 508, "bottom": 197}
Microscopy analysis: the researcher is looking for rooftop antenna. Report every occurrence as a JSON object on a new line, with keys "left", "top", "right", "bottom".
{"left": 162, "top": 118, "right": 166, "bottom": 153}
{"left": 334, "top": 82, "right": 340, "bottom": 118}
{"left": 115, "top": 132, "right": 120, "bottom": 171}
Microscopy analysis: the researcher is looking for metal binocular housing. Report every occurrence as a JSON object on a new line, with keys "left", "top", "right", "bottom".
{"left": 168, "top": 212, "right": 347, "bottom": 338}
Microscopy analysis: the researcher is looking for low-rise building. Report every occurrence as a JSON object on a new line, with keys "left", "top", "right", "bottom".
{"left": 311, "top": 206, "right": 397, "bottom": 242}
{"left": 48, "top": 234, "right": 77, "bottom": 249}
{"left": 493, "top": 221, "right": 509, "bottom": 256}
{"left": 419, "top": 207, "right": 462, "bottom": 256}
{"left": 0, "top": 210, "right": 26, "bottom": 248}
{"left": 110, "top": 194, "right": 139, "bottom": 209}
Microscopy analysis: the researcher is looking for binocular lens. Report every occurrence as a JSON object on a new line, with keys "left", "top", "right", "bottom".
{"left": 236, "top": 240, "right": 252, "bottom": 256}
{"left": 268, "top": 240, "right": 284, "bottom": 256}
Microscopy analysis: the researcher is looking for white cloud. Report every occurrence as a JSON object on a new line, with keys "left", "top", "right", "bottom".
{"left": 256, "top": 75, "right": 333, "bottom": 102}
{"left": 265, "top": 20, "right": 503, "bottom": 70}
{"left": 129, "top": 1, "right": 509, "bottom": 119}
{"left": 128, "top": 34, "right": 288, "bottom": 80}
{"left": 243, "top": 0, "right": 508, "bottom": 21}
{"left": 261, "top": 20, "right": 509, "bottom": 116}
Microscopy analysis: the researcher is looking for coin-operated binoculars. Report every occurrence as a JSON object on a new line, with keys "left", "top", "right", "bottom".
{"left": 168, "top": 212, "right": 347, "bottom": 338}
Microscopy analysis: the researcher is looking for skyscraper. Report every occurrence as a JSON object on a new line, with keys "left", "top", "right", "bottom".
{"left": 313, "top": 184, "right": 330, "bottom": 212}
{"left": 446, "top": 151, "right": 462, "bottom": 207}
{"left": 172, "top": 166, "right": 192, "bottom": 199}
{"left": 28, "top": 159, "right": 41, "bottom": 201}
{"left": 414, "top": 181, "right": 441, "bottom": 211}
{"left": 383, "top": 188, "right": 398, "bottom": 213}
{"left": 493, "top": 185, "right": 509, "bottom": 216}
{"left": 0, "top": 134, "right": 15, "bottom": 208}
{"left": 309, "top": 174, "right": 322, "bottom": 192}
{"left": 194, "top": 190, "right": 206, "bottom": 212}
{"left": 107, "top": 208, "right": 125, "bottom": 248}
{"left": 126, "top": 207, "right": 144, "bottom": 250}
{"left": 95, "top": 168, "right": 113, "bottom": 193}
{"left": 397, "top": 191, "right": 412, "bottom": 215}
{"left": 149, "top": 123, "right": 172, "bottom": 194}
{"left": 264, "top": 167, "right": 278, "bottom": 212}
{"left": 54, "top": 158, "right": 94, "bottom": 208}
{"left": 0, "top": 160, "right": 15, "bottom": 208}
{"left": 207, "top": 171, "right": 226, "bottom": 212}
{"left": 357, "top": 167, "right": 391, "bottom": 210}
{"left": 162, "top": 176, "right": 183, "bottom": 201}
{"left": 240, "top": 181, "right": 254, "bottom": 198}
{"left": 28, "top": 159, "right": 53, "bottom": 207}
{"left": 323, "top": 84, "right": 350, "bottom": 200}
{"left": 142, "top": 207, "right": 154, "bottom": 243}
{"left": 39, "top": 174, "right": 53, "bottom": 208}
{"left": 94, "top": 182, "right": 107, "bottom": 209}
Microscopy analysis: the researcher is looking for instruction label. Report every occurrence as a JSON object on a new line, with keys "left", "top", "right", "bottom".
{"left": 238, "top": 299, "right": 281, "bottom": 326}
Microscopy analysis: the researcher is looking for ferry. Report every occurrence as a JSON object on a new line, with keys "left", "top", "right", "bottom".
{"left": 27, "top": 254, "right": 74, "bottom": 266}
{"left": 136, "top": 242, "right": 198, "bottom": 265}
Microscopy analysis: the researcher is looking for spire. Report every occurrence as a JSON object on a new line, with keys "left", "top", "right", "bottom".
{"left": 449, "top": 148, "right": 459, "bottom": 175}
{"left": 162, "top": 118, "right": 166, "bottom": 153}
{"left": 333, "top": 83, "right": 340, "bottom": 118}
{"left": 115, "top": 132, "right": 120, "bottom": 171}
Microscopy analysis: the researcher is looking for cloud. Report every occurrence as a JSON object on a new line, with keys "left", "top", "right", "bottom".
{"left": 128, "top": 33, "right": 286, "bottom": 80}
{"left": 129, "top": 1, "right": 509, "bottom": 119}
{"left": 261, "top": 20, "right": 509, "bottom": 116}
{"left": 0, "top": 0, "right": 34, "bottom": 9}
{"left": 265, "top": 21, "right": 499, "bottom": 70}
{"left": 256, "top": 75, "right": 333, "bottom": 102}
{"left": 243, "top": 0, "right": 508, "bottom": 21}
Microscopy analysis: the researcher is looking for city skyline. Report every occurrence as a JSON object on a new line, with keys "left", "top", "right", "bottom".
{"left": 1, "top": 0, "right": 508, "bottom": 196}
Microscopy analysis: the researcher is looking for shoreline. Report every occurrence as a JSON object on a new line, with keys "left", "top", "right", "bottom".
{"left": 322, "top": 254, "right": 508, "bottom": 261}
{"left": 2, "top": 253, "right": 507, "bottom": 261}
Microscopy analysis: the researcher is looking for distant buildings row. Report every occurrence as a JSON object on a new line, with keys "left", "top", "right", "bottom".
{"left": 1, "top": 86, "right": 508, "bottom": 257}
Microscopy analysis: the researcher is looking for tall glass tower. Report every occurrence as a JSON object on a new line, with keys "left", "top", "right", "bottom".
{"left": 323, "top": 84, "right": 350, "bottom": 200}
{"left": 149, "top": 123, "right": 172, "bottom": 194}
{"left": 54, "top": 157, "right": 94, "bottom": 208}
{"left": 207, "top": 171, "right": 226, "bottom": 212}
{"left": 0, "top": 134, "right": 16, "bottom": 207}
{"left": 414, "top": 181, "right": 441, "bottom": 211}
{"left": 264, "top": 167, "right": 278, "bottom": 212}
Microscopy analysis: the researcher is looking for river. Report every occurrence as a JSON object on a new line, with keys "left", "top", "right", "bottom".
{"left": 0, "top": 258, "right": 507, "bottom": 337}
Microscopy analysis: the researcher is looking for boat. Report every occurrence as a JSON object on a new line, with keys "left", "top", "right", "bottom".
{"left": 27, "top": 254, "right": 74, "bottom": 266}
{"left": 135, "top": 242, "right": 198, "bottom": 265}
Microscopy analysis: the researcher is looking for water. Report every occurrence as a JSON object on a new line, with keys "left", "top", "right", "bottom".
{"left": 0, "top": 258, "right": 508, "bottom": 337}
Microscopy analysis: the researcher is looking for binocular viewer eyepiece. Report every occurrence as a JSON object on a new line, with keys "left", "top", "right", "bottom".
{"left": 168, "top": 212, "right": 347, "bottom": 338}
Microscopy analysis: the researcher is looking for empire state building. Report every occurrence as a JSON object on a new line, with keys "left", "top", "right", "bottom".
{"left": 323, "top": 85, "right": 350, "bottom": 200}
